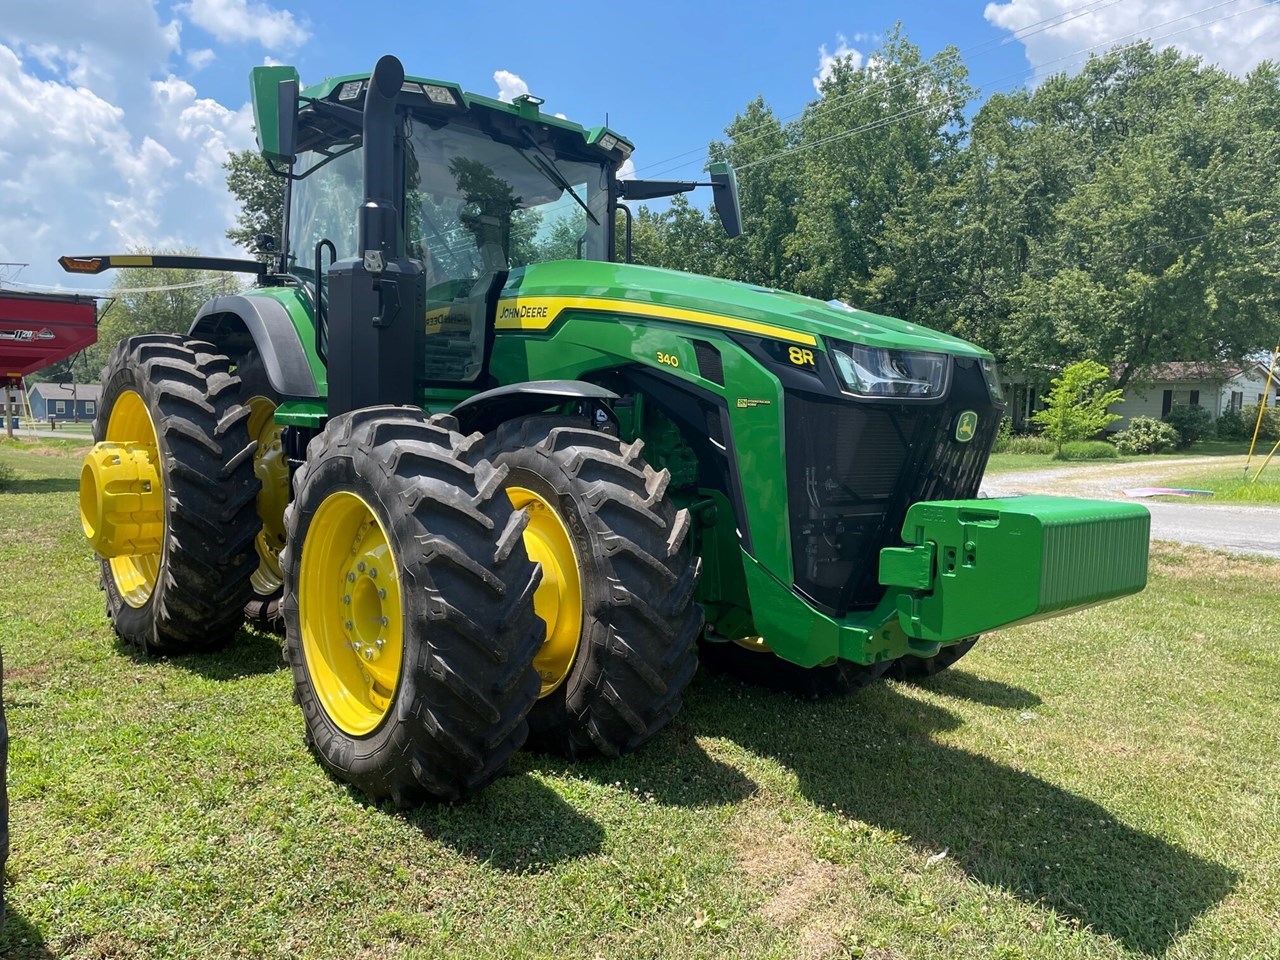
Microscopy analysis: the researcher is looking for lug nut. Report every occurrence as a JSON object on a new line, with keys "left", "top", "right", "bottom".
{"left": 369, "top": 567, "right": 377, "bottom": 578}
{"left": 345, "top": 620, "right": 353, "bottom": 631}
{"left": 378, "top": 588, "right": 386, "bottom": 600}
{"left": 380, "top": 616, "right": 389, "bottom": 627}
{"left": 343, "top": 594, "right": 351, "bottom": 605}
{"left": 362, "top": 647, "right": 374, "bottom": 660}
{"left": 357, "top": 561, "right": 366, "bottom": 572}
{"left": 347, "top": 572, "right": 356, "bottom": 582}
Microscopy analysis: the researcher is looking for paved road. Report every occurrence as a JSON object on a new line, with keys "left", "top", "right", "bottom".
{"left": 981, "top": 457, "right": 1280, "bottom": 558}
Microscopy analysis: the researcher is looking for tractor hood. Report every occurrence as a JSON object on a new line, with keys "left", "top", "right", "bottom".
{"left": 503, "top": 260, "right": 990, "bottom": 358}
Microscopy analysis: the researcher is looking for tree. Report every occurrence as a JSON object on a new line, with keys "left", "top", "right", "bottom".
{"left": 1031, "top": 360, "right": 1124, "bottom": 454}
{"left": 224, "top": 149, "right": 286, "bottom": 255}
{"left": 83, "top": 248, "right": 241, "bottom": 374}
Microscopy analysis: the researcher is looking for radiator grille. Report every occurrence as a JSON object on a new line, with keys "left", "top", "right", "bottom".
{"left": 784, "top": 357, "right": 999, "bottom": 615}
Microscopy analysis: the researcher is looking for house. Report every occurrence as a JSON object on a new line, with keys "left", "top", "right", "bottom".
{"left": 28, "top": 382, "right": 102, "bottom": 422}
{"left": 1108, "top": 362, "right": 1278, "bottom": 431}
{"left": 1004, "top": 361, "right": 1279, "bottom": 432}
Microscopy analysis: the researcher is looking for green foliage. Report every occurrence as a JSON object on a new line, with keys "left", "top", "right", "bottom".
{"left": 1030, "top": 360, "right": 1124, "bottom": 453}
{"left": 224, "top": 149, "right": 286, "bottom": 254}
{"left": 1219, "top": 404, "right": 1280, "bottom": 444}
{"left": 83, "top": 248, "right": 240, "bottom": 374}
{"left": 1115, "top": 416, "right": 1181, "bottom": 455}
{"left": 995, "top": 434, "right": 1056, "bottom": 455}
{"left": 992, "top": 417, "right": 1013, "bottom": 451}
{"left": 0, "top": 459, "right": 14, "bottom": 489}
{"left": 1163, "top": 404, "right": 1216, "bottom": 448}
{"left": 1053, "top": 440, "right": 1119, "bottom": 461}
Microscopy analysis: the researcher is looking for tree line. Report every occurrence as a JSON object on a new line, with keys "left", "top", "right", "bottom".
{"left": 57, "top": 26, "right": 1278, "bottom": 386}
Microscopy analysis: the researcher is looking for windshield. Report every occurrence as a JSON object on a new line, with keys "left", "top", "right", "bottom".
{"left": 286, "top": 115, "right": 612, "bottom": 382}
{"left": 403, "top": 119, "right": 611, "bottom": 278}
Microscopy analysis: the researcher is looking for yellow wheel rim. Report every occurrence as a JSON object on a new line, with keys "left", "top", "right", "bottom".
{"left": 298, "top": 491, "right": 403, "bottom": 736}
{"left": 246, "top": 395, "right": 288, "bottom": 598}
{"left": 508, "top": 486, "right": 583, "bottom": 698}
{"left": 104, "top": 390, "right": 162, "bottom": 608}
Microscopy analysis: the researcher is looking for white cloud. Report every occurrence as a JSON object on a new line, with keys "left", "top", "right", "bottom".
{"left": 984, "top": 0, "right": 1280, "bottom": 78}
{"left": 179, "top": 0, "right": 309, "bottom": 51}
{"left": 493, "top": 69, "right": 529, "bottom": 103}
{"left": 554, "top": 112, "right": 567, "bottom": 119}
{"left": 0, "top": 38, "right": 258, "bottom": 288}
{"left": 814, "top": 34, "right": 864, "bottom": 94}
{"left": 618, "top": 157, "right": 636, "bottom": 180}
{"left": 187, "top": 48, "right": 216, "bottom": 72}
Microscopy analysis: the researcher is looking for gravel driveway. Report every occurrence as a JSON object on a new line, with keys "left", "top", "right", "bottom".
{"left": 980, "top": 457, "right": 1280, "bottom": 558}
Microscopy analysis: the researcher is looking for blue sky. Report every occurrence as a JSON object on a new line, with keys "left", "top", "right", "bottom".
{"left": 2, "top": 0, "right": 1278, "bottom": 291}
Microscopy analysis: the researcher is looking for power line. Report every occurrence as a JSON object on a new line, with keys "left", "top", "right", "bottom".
{"left": 1, "top": 276, "right": 233, "bottom": 297}
{"left": 634, "top": 0, "right": 1131, "bottom": 180}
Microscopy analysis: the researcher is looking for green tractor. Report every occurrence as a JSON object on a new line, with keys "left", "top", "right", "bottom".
{"left": 70, "top": 55, "right": 1150, "bottom": 804}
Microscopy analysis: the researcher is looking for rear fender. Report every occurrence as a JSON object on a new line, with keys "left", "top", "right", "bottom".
{"left": 189, "top": 294, "right": 319, "bottom": 398}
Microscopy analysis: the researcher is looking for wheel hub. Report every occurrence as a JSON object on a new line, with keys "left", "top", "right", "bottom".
{"left": 507, "top": 486, "right": 583, "bottom": 698}
{"left": 299, "top": 493, "right": 403, "bottom": 736}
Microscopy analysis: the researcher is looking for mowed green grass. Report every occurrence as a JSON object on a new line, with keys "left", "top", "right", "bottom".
{"left": 984, "top": 441, "right": 1255, "bottom": 476}
{"left": 1155, "top": 461, "right": 1280, "bottom": 504}
{"left": 2, "top": 442, "right": 1279, "bottom": 960}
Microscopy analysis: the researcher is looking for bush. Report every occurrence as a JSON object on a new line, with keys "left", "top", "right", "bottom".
{"left": 1163, "top": 404, "right": 1215, "bottom": 448}
{"left": 1030, "top": 360, "right": 1124, "bottom": 455}
{"left": 1054, "top": 440, "right": 1120, "bottom": 461}
{"left": 999, "top": 434, "right": 1056, "bottom": 455}
{"left": 1114, "top": 416, "right": 1180, "bottom": 455}
{"left": 992, "top": 417, "right": 1014, "bottom": 452}
{"left": 0, "top": 461, "right": 14, "bottom": 490}
{"left": 1218, "top": 404, "right": 1280, "bottom": 444}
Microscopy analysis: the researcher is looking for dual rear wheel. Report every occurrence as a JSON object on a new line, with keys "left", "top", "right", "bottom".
{"left": 85, "top": 348, "right": 701, "bottom": 803}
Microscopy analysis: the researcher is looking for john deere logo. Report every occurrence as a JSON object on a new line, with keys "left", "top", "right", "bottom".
{"left": 955, "top": 411, "right": 978, "bottom": 443}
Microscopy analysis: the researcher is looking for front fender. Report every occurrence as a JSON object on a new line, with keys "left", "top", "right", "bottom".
{"left": 190, "top": 292, "right": 320, "bottom": 398}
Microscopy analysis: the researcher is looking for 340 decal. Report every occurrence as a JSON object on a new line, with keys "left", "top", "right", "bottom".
{"left": 656, "top": 351, "right": 680, "bottom": 368}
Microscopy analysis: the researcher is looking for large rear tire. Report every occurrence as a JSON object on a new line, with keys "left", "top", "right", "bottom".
{"left": 87, "top": 335, "right": 260, "bottom": 654}
{"left": 235, "top": 354, "right": 288, "bottom": 635}
{"left": 281, "top": 407, "right": 543, "bottom": 804}
{"left": 484, "top": 416, "right": 702, "bottom": 759}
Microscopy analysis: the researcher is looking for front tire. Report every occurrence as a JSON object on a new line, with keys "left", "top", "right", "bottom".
{"left": 281, "top": 407, "right": 543, "bottom": 804}
{"left": 484, "top": 416, "right": 702, "bottom": 759}
{"left": 88, "top": 335, "right": 260, "bottom": 654}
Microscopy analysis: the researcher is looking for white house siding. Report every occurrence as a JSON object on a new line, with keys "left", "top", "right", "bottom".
{"left": 1220, "top": 368, "right": 1278, "bottom": 415}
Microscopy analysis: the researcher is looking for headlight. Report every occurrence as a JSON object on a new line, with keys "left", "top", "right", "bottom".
{"left": 980, "top": 356, "right": 1004, "bottom": 402}
{"left": 828, "top": 340, "right": 950, "bottom": 399}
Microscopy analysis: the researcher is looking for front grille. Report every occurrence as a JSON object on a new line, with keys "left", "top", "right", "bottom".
{"left": 784, "top": 357, "right": 999, "bottom": 616}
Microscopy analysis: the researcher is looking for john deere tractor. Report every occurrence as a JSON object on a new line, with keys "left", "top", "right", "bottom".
{"left": 69, "top": 55, "right": 1150, "bottom": 803}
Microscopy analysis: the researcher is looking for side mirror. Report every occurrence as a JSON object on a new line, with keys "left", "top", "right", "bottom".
{"left": 709, "top": 162, "right": 742, "bottom": 239}
{"left": 250, "top": 64, "right": 301, "bottom": 165}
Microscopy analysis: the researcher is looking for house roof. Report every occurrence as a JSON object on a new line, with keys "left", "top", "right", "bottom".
{"left": 31, "top": 381, "right": 102, "bottom": 401}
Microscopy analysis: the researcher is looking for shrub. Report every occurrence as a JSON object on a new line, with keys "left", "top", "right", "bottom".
{"left": 0, "top": 461, "right": 14, "bottom": 490}
{"left": 1215, "top": 407, "right": 1249, "bottom": 441}
{"left": 999, "top": 434, "right": 1056, "bottom": 455}
{"left": 1114, "top": 416, "right": 1180, "bottom": 455}
{"left": 1224, "top": 404, "right": 1280, "bottom": 444}
{"left": 1054, "top": 440, "right": 1120, "bottom": 461}
{"left": 1163, "top": 404, "right": 1215, "bottom": 448}
{"left": 992, "top": 417, "right": 1014, "bottom": 452}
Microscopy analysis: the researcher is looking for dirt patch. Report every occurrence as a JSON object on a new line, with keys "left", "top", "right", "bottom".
{"left": 760, "top": 861, "right": 841, "bottom": 925}
{"left": 730, "top": 804, "right": 811, "bottom": 881}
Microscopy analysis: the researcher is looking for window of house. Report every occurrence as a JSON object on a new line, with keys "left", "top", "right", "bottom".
{"left": 1161, "top": 390, "right": 1173, "bottom": 418}
{"left": 54, "top": 400, "right": 66, "bottom": 415}
{"left": 84, "top": 401, "right": 96, "bottom": 416}
{"left": 1189, "top": 389, "right": 1200, "bottom": 407}
{"left": 1231, "top": 390, "right": 1244, "bottom": 411}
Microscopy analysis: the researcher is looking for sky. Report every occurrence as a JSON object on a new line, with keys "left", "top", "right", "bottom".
{"left": 2, "top": 0, "right": 1279, "bottom": 292}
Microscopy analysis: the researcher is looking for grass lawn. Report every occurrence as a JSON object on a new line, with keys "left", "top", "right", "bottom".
{"left": 985, "top": 441, "right": 1257, "bottom": 476}
{"left": 1152, "top": 459, "right": 1280, "bottom": 504}
{"left": 3, "top": 442, "right": 1279, "bottom": 959}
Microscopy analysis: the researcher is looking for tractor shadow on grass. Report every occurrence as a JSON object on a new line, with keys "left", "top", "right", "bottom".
{"left": 542, "top": 719, "right": 760, "bottom": 808}
{"left": 915, "top": 669, "right": 1043, "bottom": 711}
{"left": 393, "top": 773, "right": 606, "bottom": 873}
{"left": 688, "top": 672, "right": 1237, "bottom": 957}
{"left": 128, "top": 626, "right": 287, "bottom": 680}
{"left": 1, "top": 477, "right": 80, "bottom": 495}
{"left": 0, "top": 907, "right": 57, "bottom": 960}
